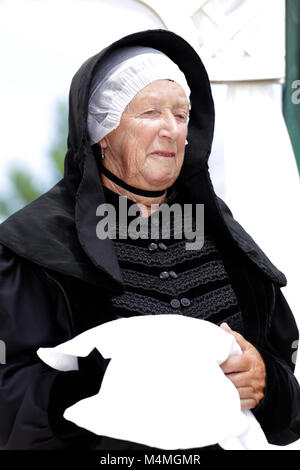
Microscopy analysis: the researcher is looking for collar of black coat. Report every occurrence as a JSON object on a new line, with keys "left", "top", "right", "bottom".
{"left": 0, "top": 29, "right": 287, "bottom": 289}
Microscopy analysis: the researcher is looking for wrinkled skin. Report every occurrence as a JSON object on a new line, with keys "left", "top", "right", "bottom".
{"left": 99, "top": 79, "right": 189, "bottom": 215}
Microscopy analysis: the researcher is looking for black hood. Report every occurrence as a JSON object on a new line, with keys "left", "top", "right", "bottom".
{"left": 0, "top": 29, "right": 286, "bottom": 289}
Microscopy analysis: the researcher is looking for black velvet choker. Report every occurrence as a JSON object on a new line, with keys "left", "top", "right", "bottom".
{"left": 100, "top": 164, "right": 167, "bottom": 197}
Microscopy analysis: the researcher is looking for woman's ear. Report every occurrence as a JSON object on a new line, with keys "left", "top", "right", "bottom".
{"left": 99, "top": 138, "right": 108, "bottom": 150}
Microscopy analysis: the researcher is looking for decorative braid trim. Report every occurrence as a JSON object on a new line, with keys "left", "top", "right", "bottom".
{"left": 121, "top": 260, "right": 229, "bottom": 295}
{"left": 224, "top": 311, "right": 244, "bottom": 335}
{"left": 111, "top": 292, "right": 173, "bottom": 316}
{"left": 185, "top": 285, "right": 239, "bottom": 319}
{"left": 111, "top": 285, "right": 240, "bottom": 320}
{"left": 113, "top": 238, "right": 218, "bottom": 267}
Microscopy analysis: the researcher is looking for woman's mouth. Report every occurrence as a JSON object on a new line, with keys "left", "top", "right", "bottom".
{"left": 150, "top": 151, "right": 175, "bottom": 158}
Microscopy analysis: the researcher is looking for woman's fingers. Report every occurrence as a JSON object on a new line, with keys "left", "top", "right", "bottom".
{"left": 241, "top": 398, "right": 258, "bottom": 411}
{"left": 220, "top": 354, "right": 250, "bottom": 374}
{"left": 224, "top": 371, "right": 251, "bottom": 388}
{"left": 219, "top": 324, "right": 266, "bottom": 409}
{"left": 225, "top": 377, "right": 265, "bottom": 409}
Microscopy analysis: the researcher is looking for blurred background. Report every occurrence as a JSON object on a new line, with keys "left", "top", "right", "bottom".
{"left": 0, "top": 0, "right": 299, "bottom": 448}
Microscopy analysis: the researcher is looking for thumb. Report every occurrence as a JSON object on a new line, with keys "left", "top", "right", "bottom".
{"left": 220, "top": 322, "right": 232, "bottom": 333}
{"left": 220, "top": 322, "right": 248, "bottom": 352}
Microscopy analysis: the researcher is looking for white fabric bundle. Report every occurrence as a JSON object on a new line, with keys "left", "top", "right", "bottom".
{"left": 87, "top": 46, "right": 191, "bottom": 144}
{"left": 37, "top": 314, "right": 268, "bottom": 450}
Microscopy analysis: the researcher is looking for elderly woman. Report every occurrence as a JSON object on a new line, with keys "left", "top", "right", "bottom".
{"left": 0, "top": 29, "right": 299, "bottom": 450}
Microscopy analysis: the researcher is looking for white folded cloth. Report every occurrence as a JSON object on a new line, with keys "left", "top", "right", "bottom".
{"left": 37, "top": 314, "right": 269, "bottom": 450}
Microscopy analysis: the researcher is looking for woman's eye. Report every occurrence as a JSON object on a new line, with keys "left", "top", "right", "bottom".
{"left": 142, "top": 109, "right": 159, "bottom": 116}
{"left": 176, "top": 114, "right": 187, "bottom": 121}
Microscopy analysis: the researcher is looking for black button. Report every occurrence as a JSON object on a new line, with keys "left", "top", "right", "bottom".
{"left": 159, "top": 271, "right": 169, "bottom": 280}
{"left": 169, "top": 271, "right": 178, "bottom": 279}
{"left": 180, "top": 298, "right": 191, "bottom": 307}
{"left": 148, "top": 242, "right": 158, "bottom": 252}
{"left": 170, "top": 299, "right": 181, "bottom": 309}
{"left": 158, "top": 242, "right": 167, "bottom": 251}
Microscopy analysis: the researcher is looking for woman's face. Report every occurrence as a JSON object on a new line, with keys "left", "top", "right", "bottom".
{"left": 100, "top": 79, "right": 189, "bottom": 190}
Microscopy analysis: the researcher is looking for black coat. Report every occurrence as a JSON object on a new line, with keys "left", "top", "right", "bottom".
{"left": 0, "top": 29, "right": 299, "bottom": 450}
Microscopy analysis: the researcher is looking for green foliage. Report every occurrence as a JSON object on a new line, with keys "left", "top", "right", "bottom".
{"left": 0, "top": 201, "right": 9, "bottom": 216}
{"left": 9, "top": 169, "right": 43, "bottom": 203}
{"left": 49, "top": 101, "right": 68, "bottom": 178}
{"left": 0, "top": 100, "right": 68, "bottom": 220}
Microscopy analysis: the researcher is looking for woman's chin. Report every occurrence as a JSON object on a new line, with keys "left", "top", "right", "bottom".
{"left": 145, "top": 174, "right": 176, "bottom": 189}
{"left": 143, "top": 163, "right": 178, "bottom": 189}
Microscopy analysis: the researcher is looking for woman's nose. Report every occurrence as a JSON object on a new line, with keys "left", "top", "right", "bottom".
{"left": 158, "top": 114, "right": 179, "bottom": 141}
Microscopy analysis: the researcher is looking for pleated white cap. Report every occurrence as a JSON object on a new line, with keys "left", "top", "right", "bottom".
{"left": 87, "top": 46, "right": 191, "bottom": 145}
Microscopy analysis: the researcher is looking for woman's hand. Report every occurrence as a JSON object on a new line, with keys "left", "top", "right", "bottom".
{"left": 219, "top": 323, "right": 266, "bottom": 410}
